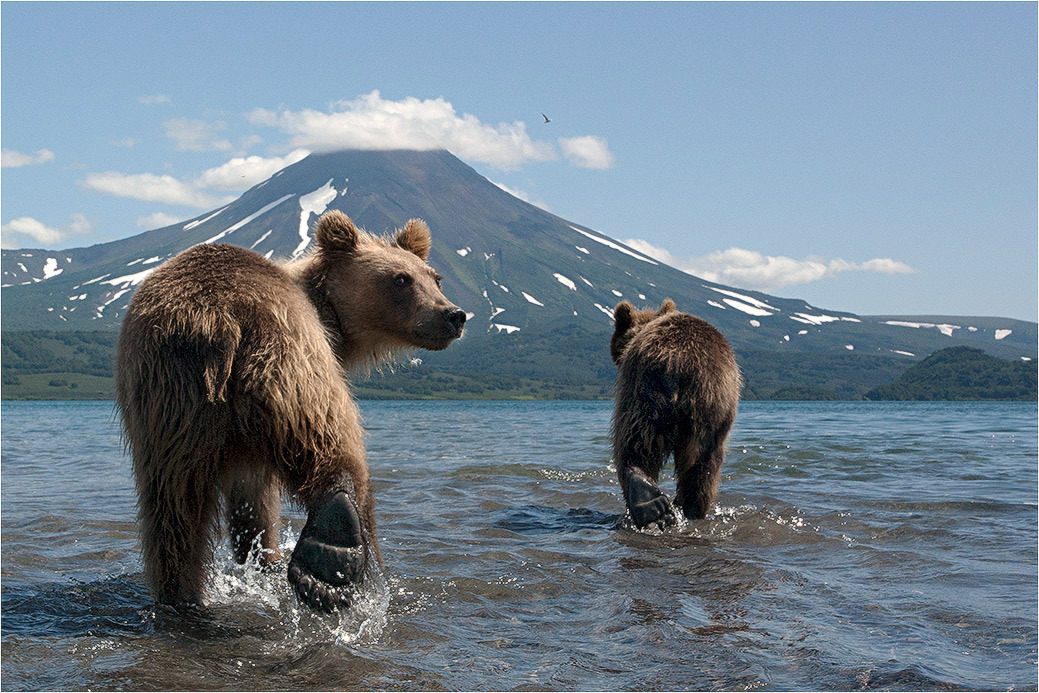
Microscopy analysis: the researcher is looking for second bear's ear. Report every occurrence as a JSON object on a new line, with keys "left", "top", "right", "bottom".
{"left": 660, "top": 298, "right": 678, "bottom": 314}
{"left": 394, "top": 219, "right": 431, "bottom": 261}
{"left": 614, "top": 301, "right": 634, "bottom": 332}
{"left": 315, "top": 210, "right": 359, "bottom": 255}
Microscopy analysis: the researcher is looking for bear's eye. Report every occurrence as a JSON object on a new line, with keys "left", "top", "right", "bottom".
{"left": 434, "top": 274, "right": 443, "bottom": 288}
{"left": 394, "top": 273, "right": 412, "bottom": 288}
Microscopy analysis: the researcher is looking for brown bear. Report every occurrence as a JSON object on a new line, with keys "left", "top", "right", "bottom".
{"left": 610, "top": 299, "right": 741, "bottom": 528}
{"left": 116, "top": 210, "right": 466, "bottom": 612}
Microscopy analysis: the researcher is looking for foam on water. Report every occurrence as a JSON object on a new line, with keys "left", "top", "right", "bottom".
{"left": 205, "top": 524, "right": 390, "bottom": 648}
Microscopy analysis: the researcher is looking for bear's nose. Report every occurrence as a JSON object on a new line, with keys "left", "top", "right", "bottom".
{"left": 446, "top": 308, "right": 467, "bottom": 331}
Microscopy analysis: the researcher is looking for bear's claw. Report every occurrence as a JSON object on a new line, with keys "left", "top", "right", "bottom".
{"left": 288, "top": 490, "right": 368, "bottom": 612}
{"left": 624, "top": 468, "right": 678, "bottom": 529}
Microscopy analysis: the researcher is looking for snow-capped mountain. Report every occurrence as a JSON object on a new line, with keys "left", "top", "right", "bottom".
{"left": 2, "top": 149, "right": 1035, "bottom": 362}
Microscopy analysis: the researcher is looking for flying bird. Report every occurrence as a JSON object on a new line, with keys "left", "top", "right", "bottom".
{"left": 541, "top": 112, "right": 551, "bottom": 123}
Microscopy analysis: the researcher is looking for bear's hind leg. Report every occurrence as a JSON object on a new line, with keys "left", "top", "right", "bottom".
{"left": 613, "top": 424, "right": 677, "bottom": 529}
{"left": 223, "top": 465, "right": 283, "bottom": 567}
{"left": 674, "top": 423, "right": 729, "bottom": 520}
{"left": 138, "top": 467, "right": 219, "bottom": 608}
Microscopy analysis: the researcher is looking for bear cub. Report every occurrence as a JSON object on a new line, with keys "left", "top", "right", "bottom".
{"left": 117, "top": 210, "right": 465, "bottom": 612}
{"left": 610, "top": 299, "right": 741, "bottom": 528}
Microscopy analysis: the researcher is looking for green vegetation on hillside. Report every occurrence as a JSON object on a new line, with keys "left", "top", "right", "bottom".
{"left": 865, "top": 346, "right": 1037, "bottom": 401}
{"left": 2, "top": 331, "right": 120, "bottom": 400}
{"left": 3, "top": 332, "right": 1033, "bottom": 402}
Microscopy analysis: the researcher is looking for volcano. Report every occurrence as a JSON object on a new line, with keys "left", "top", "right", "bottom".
{"left": 2, "top": 150, "right": 1034, "bottom": 376}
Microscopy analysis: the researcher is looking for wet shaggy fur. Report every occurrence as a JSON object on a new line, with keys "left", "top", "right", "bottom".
{"left": 117, "top": 210, "right": 465, "bottom": 608}
{"left": 611, "top": 299, "right": 742, "bottom": 526}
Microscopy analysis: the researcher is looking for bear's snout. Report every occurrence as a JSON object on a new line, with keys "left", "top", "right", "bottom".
{"left": 445, "top": 308, "right": 467, "bottom": 334}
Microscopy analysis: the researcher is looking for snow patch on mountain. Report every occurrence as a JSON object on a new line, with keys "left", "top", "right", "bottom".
{"left": 792, "top": 313, "right": 842, "bottom": 326}
{"left": 294, "top": 180, "right": 337, "bottom": 258}
{"left": 250, "top": 230, "right": 273, "bottom": 249}
{"left": 522, "top": 292, "right": 544, "bottom": 306}
{"left": 884, "top": 320, "right": 960, "bottom": 337}
{"left": 724, "top": 299, "right": 772, "bottom": 317}
{"left": 42, "top": 258, "right": 63, "bottom": 279}
{"left": 205, "top": 194, "right": 294, "bottom": 245}
{"left": 568, "top": 225, "right": 658, "bottom": 265}
{"left": 707, "top": 286, "right": 778, "bottom": 314}
{"left": 184, "top": 206, "right": 228, "bottom": 231}
{"left": 995, "top": 329, "right": 1012, "bottom": 340}
{"left": 554, "top": 273, "right": 577, "bottom": 291}
{"left": 102, "top": 268, "right": 155, "bottom": 288}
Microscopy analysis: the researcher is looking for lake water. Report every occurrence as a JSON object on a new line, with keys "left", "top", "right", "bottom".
{"left": 1, "top": 400, "right": 1036, "bottom": 691}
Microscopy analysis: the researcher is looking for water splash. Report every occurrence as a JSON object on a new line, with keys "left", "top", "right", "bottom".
{"left": 206, "top": 523, "right": 390, "bottom": 647}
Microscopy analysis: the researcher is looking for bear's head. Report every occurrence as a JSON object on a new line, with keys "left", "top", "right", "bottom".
{"left": 312, "top": 210, "right": 467, "bottom": 355}
{"left": 610, "top": 298, "right": 678, "bottom": 365}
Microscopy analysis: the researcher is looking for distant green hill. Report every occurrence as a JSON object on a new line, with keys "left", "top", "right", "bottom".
{"left": 865, "top": 346, "right": 1037, "bottom": 401}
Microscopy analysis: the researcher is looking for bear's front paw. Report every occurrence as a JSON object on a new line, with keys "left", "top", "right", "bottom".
{"left": 624, "top": 469, "right": 678, "bottom": 529}
{"left": 288, "top": 490, "right": 368, "bottom": 612}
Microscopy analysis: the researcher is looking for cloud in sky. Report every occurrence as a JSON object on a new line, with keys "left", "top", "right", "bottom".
{"left": 2, "top": 148, "right": 56, "bottom": 168}
{"left": 80, "top": 151, "right": 309, "bottom": 210}
{"left": 622, "top": 239, "right": 915, "bottom": 291}
{"left": 194, "top": 149, "right": 310, "bottom": 190}
{"left": 136, "top": 212, "right": 190, "bottom": 229}
{"left": 249, "top": 90, "right": 609, "bottom": 170}
{"left": 164, "top": 118, "right": 233, "bottom": 152}
{"left": 81, "top": 172, "right": 234, "bottom": 209}
{"left": 559, "top": 136, "right": 614, "bottom": 169}
{"left": 139, "top": 94, "right": 171, "bottom": 105}
{"left": 110, "top": 138, "right": 138, "bottom": 148}
{"left": 1, "top": 213, "right": 90, "bottom": 248}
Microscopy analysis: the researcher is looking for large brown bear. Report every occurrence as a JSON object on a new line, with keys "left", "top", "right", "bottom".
{"left": 610, "top": 299, "right": 741, "bottom": 528}
{"left": 116, "top": 210, "right": 465, "bottom": 611}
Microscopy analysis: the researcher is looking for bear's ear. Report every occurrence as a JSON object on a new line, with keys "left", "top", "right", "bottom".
{"left": 315, "top": 210, "right": 359, "bottom": 255}
{"left": 660, "top": 298, "right": 678, "bottom": 314}
{"left": 394, "top": 218, "right": 431, "bottom": 261}
{"left": 614, "top": 301, "right": 635, "bottom": 332}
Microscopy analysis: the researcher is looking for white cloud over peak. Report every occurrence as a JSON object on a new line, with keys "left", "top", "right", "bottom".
{"left": 2, "top": 148, "right": 56, "bottom": 168}
{"left": 559, "top": 136, "right": 614, "bottom": 169}
{"left": 194, "top": 149, "right": 310, "bottom": 190}
{"left": 622, "top": 239, "right": 915, "bottom": 291}
{"left": 1, "top": 213, "right": 90, "bottom": 248}
{"left": 81, "top": 172, "right": 234, "bottom": 209}
{"left": 164, "top": 118, "right": 233, "bottom": 152}
{"left": 249, "top": 90, "right": 567, "bottom": 170}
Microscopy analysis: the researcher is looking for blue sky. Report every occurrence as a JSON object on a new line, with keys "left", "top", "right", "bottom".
{"left": 2, "top": 2, "right": 1036, "bottom": 321}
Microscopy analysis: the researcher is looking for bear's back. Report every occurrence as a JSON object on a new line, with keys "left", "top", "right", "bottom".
{"left": 118, "top": 242, "right": 347, "bottom": 430}
{"left": 129, "top": 244, "right": 303, "bottom": 324}
{"left": 620, "top": 311, "right": 741, "bottom": 412}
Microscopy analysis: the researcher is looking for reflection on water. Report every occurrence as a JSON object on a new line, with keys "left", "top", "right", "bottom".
{"left": 2, "top": 400, "right": 1036, "bottom": 690}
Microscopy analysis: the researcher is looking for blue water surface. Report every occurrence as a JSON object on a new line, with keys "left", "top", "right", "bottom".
{"left": 1, "top": 400, "right": 1036, "bottom": 690}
